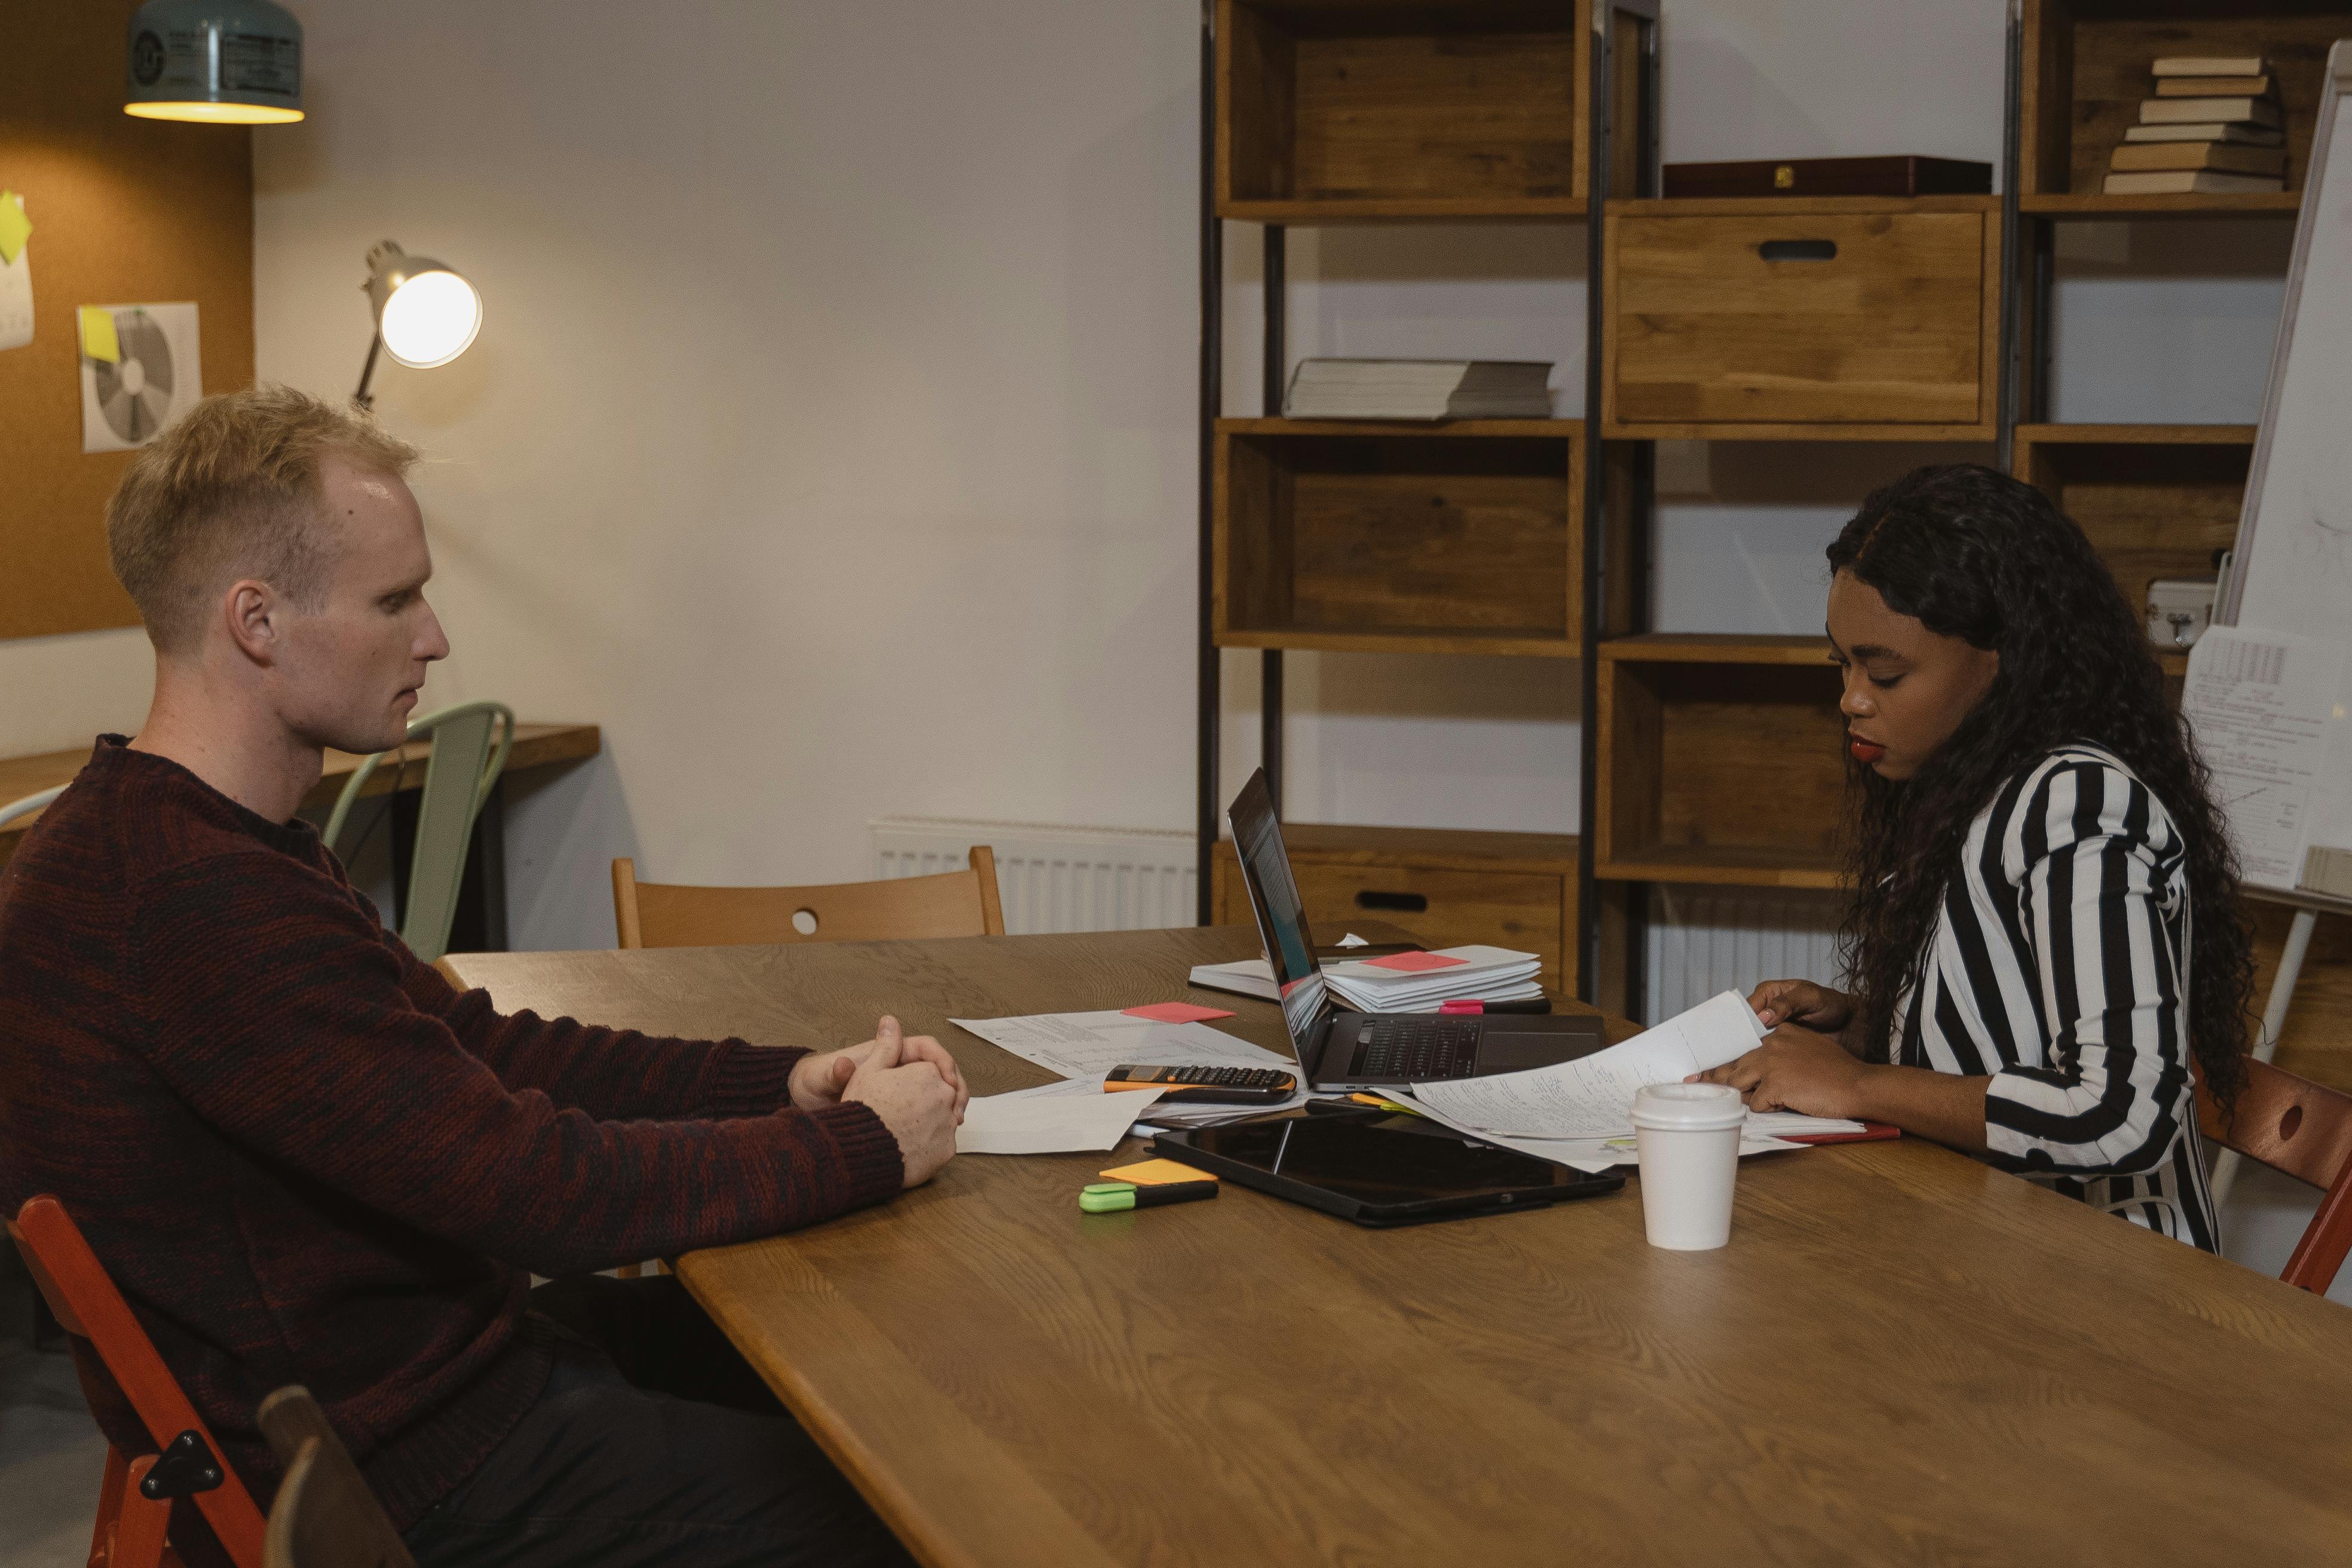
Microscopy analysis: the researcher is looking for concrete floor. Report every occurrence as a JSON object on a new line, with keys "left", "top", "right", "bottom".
{"left": 0, "top": 1270, "right": 108, "bottom": 1568}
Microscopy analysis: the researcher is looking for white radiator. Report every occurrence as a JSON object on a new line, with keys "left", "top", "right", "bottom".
{"left": 1644, "top": 886, "right": 1846, "bottom": 1023}
{"left": 869, "top": 817, "right": 1196, "bottom": 936}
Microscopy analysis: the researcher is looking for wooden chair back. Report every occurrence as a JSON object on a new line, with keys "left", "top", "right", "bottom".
{"left": 256, "top": 1388, "right": 417, "bottom": 1568}
{"left": 2198, "top": 1058, "right": 2352, "bottom": 1294}
{"left": 612, "top": 846, "right": 1006, "bottom": 949}
{"left": 8, "top": 1195, "right": 268, "bottom": 1568}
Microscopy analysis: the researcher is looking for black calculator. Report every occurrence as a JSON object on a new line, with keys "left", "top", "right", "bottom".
{"left": 1104, "top": 1064, "right": 1298, "bottom": 1105}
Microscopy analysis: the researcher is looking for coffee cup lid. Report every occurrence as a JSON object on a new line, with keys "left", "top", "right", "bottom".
{"left": 1630, "top": 1081, "right": 1747, "bottom": 1131}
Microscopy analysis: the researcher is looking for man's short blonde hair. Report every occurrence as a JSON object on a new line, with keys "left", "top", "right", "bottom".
{"left": 106, "top": 384, "right": 421, "bottom": 655}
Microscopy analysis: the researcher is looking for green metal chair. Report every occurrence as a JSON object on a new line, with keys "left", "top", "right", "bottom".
{"left": 325, "top": 700, "right": 515, "bottom": 963}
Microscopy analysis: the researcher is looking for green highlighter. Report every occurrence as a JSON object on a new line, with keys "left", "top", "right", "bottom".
{"left": 1080, "top": 1180, "right": 1218, "bottom": 1214}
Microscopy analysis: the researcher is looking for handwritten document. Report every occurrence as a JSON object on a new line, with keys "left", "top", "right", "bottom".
{"left": 1407, "top": 990, "right": 1765, "bottom": 1140}
{"left": 2182, "top": 627, "right": 2350, "bottom": 889}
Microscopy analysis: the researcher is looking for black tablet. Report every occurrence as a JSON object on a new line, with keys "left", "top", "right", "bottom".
{"left": 1152, "top": 1108, "right": 1622, "bottom": 1227}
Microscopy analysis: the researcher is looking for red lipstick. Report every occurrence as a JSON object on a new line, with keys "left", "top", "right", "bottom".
{"left": 1849, "top": 737, "right": 1886, "bottom": 764}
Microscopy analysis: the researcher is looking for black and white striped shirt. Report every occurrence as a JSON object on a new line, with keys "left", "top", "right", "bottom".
{"left": 1893, "top": 744, "right": 2218, "bottom": 1251}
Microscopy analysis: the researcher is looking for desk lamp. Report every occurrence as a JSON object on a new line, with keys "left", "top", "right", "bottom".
{"left": 353, "top": 241, "right": 482, "bottom": 410}
{"left": 124, "top": 0, "right": 305, "bottom": 124}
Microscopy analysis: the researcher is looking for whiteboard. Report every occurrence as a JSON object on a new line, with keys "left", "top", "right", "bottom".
{"left": 2197, "top": 38, "right": 2352, "bottom": 897}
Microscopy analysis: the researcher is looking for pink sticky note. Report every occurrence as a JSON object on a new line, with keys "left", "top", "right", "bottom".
{"left": 1362, "top": 951, "right": 1468, "bottom": 973}
{"left": 1122, "top": 1002, "right": 1236, "bottom": 1024}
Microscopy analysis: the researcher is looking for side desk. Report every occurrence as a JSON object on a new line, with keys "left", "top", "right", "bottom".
{"left": 2, "top": 722, "right": 601, "bottom": 949}
{"left": 445, "top": 926, "right": 2352, "bottom": 1567}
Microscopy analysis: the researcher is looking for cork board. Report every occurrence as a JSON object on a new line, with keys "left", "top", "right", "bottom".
{"left": 0, "top": 1, "right": 255, "bottom": 641}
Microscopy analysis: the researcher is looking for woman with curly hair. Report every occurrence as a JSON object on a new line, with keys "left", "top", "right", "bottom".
{"left": 1695, "top": 463, "right": 2252, "bottom": 1251}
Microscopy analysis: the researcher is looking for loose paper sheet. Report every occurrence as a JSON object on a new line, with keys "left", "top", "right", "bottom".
{"left": 1405, "top": 990, "right": 1765, "bottom": 1141}
{"left": 2182, "top": 626, "right": 2351, "bottom": 889}
{"left": 955, "top": 1080, "right": 1166, "bottom": 1155}
{"left": 950, "top": 1010, "right": 1298, "bottom": 1081}
{"left": 78, "top": 301, "right": 202, "bottom": 452}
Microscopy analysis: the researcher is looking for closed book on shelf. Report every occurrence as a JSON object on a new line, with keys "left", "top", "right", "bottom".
{"left": 2155, "top": 75, "right": 2272, "bottom": 98}
{"left": 1661, "top": 154, "right": 1991, "bottom": 198}
{"left": 2109, "top": 142, "right": 2286, "bottom": 176}
{"left": 2142, "top": 97, "right": 2281, "bottom": 127}
{"left": 1282, "top": 359, "right": 1554, "bottom": 422}
{"left": 2151, "top": 56, "right": 2267, "bottom": 78}
{"left": 2100, "top": 169, "right": 2285, "bottom": 195}
{"left": 2123, "top": 122, "right": 2283, "bottom": 146}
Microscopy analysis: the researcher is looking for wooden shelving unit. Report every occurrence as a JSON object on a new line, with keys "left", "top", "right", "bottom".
{"left": 1600, "top": 195, "right": 2004, "bottom": 443}
{"left": 1593, "top": 636, "right": 1846, "bottom": 892}
{"left": 1211, "top": 418, "right": 1585, "bottom": 657}
{"left": 1207, "top": 824, "right": 1583, "bottom": 993}
{"left": 2018, "top": 1, "right": 2351, "bottom": 218}
{"left": 1195, "top": 0, "right": 1662, "bottom": 1002}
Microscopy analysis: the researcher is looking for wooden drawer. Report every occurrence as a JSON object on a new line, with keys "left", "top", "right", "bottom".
{"left": 1210, "top": 824, "right": 1578, "bottom": 994}
{"left": 1603, "top": 198, "right": 2000, "bottom": 437}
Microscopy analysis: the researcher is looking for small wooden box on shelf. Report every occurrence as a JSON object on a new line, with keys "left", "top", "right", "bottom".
{"left": 1600, "top": 196, "right": 2003, "bottom": 440}
{"left": 1209, "top": 823, "right": 1581, "bottom": 993}
{"left": 2012, "top": 424, "right": 2253, "bottom": 674}
{"left": 1215, "top": 0, "right": 1646, "bottom": 222}
{"left": 1211, "top": 418, "right": 1585, "bottom": 656}
{"left": 1594, "top": 635, "right": 1848, "bottom": 890}
{"left": 2020, "top": 0, "right": 2352, "bottom": 218}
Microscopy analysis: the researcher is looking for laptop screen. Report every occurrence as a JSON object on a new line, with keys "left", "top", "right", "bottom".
{"left": 1226, "top": 769, "right": 1329, "bottom": 1052}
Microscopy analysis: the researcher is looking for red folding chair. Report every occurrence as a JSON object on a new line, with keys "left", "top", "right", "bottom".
{"left": 2198, "top": 1057, "right": 2352, "bottom": 1294}
{"left": 8, "top": 1195, "right": 267, "bottom": 1568}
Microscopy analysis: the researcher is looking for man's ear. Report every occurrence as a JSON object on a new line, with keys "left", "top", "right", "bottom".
{"left": 223, "top": 578, "right": 283, "bottom": 667}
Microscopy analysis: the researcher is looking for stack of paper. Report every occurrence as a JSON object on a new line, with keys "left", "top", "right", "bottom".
{"left": 1282, "top": 359, "right": 1554, "bottom": 421}
{"left": 1402, "top": 988, "right": 1763, "bottom": 1139}
{"left": 949, "top": 1009, "right": 1313, "bottom": 1146}
{"left": 1321, "top": 946, "right": 1544, "bottom": 1013}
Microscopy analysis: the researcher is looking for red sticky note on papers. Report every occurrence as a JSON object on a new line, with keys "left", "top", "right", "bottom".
{"left": 1362, "top": 951, "right": 1468, "bottom": 973}
{"left": 1122, "top": 1002, "right": 1236, "bottom": 1024}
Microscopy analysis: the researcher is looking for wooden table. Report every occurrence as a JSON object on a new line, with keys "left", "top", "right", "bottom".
{"left": 3, "top": 723, "right": 600, "bottom": 948}
{"left": 445, "top": 927, "right": 2352, "bottom": 1567}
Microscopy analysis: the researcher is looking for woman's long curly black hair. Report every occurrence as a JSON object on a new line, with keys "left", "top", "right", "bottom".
{"left": 1828, "top": 464, "right": 2250, "bottom": 1105}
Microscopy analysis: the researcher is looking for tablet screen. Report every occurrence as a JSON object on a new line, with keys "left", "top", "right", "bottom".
{"left": 1178, "top": 1113, "right": 1588, "bottom": 1209}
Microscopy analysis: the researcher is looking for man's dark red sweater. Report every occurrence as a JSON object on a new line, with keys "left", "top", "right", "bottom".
{"left": 0, "top": 737, "right": 906, "bottom": 1530}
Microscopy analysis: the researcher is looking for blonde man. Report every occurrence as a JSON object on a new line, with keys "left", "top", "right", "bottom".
{"left": 0, "top": 385, "right": 958, "bottom": 1567}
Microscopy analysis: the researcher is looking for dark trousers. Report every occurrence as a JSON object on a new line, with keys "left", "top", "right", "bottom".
{"left": 401, "top": 1274, "right": 914, "bottom": 1568}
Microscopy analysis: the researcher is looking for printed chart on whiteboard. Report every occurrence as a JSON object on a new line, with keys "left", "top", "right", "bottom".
{"left": 79, "top": 301, "right": 201, "bottom": 454}
{"left": 2183, "top": 627, "right": 2350, "bottom": 890}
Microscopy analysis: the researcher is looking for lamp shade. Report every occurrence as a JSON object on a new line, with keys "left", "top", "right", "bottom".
{"left": 125, "top": 0, "right": 304, "bottom": 125}
{"left": 366, "top": 241, "right": 482, "bottom": 369}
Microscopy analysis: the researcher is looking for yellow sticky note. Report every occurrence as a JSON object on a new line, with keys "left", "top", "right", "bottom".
{"left": 79, "top": 306, "right": 120, "bottom": 363}
{"left": 0, "top": 192, "right": 28, "bottom": 267}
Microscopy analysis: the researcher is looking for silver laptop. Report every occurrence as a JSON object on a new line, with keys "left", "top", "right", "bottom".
{"left": 1226, "top": 769, "right": 1604, "bottom": 1092}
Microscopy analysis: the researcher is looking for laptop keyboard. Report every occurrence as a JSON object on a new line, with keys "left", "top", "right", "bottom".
{"left": 1355, "top": 1017, "right": 1482, "bottom": 1081}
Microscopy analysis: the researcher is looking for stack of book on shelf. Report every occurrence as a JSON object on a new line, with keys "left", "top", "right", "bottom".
{"left": 1189, "top": 945, "right": 1545, "bottom": 1013}
{"left": 2105, "top": 56, "right": 2287, "bottom": 195}
{"left": 1282, "top": 359, "right": 1553, "bottom": 421}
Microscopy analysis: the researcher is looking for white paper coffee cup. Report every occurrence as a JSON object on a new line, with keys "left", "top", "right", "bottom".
{"left": 1630, "top": 1082, "right": 1747, "bottom": 1251}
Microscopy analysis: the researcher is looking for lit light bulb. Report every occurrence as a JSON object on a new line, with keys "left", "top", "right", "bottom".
{"left": 379, "top": 270, "right": 482, "bottom": 369}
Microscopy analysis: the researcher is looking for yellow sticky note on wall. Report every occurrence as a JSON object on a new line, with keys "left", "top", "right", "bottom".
{"left": 78, "top": 306, "right": 120, "bottom": 363}
{"left": 0, "top": 192, "right": 28, "bottom": 266}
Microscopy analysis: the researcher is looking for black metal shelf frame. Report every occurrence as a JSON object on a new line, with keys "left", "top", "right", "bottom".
{"left": 1194, "top": 1, "right": 1662, "bottom": 1011}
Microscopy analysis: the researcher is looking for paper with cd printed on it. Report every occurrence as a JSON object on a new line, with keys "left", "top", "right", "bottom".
{"left": 79, "top": 302, "right": 202, "bottom": 452}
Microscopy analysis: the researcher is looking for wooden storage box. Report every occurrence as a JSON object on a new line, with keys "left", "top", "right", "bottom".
{"left": 2021, "top": 0, "right": 2351, "bottom": 213}
{"left": 1595, "top": 636, "right": 1848, "bottom": 888}
{"left": 1212, "top": 419, "right": 1583, "bottom": 656}
{"left": 1210, "top": 824, "right": 1580, "bottom": 993}
{"left": 2013, "top": 424, "right": 2253, "bottom": 623}
{"left": 1601, "top": 197, "right": 2002, "bottom": 439}
{"left": 1215, "top": 0, "right": 1655, "bottom": 219}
